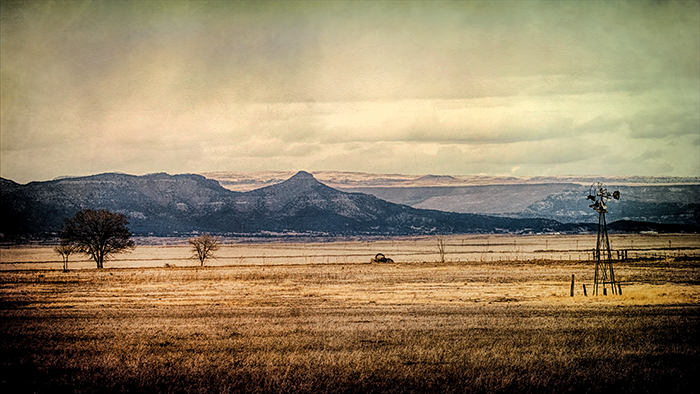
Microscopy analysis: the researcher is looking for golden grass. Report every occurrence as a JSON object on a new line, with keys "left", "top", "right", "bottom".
{"left": 1, "top": 254, "right": 699, "bottom": 393}
{"left": 3, "top": 233, "right": 699, "bottom": 269}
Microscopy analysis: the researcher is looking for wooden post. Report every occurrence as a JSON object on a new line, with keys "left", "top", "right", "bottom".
{"left": 570, "top": 274, "right": 575, "bottom": 297}
{"left": 583, "top": 284, "right": 587, "bottom": 297}
{"left": 618, "top": 284, "right": 622, "bottom": 295}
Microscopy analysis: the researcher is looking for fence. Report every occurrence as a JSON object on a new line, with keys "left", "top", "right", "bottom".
{"left": 2, "top": 234, "right": 699, "bottom": 269}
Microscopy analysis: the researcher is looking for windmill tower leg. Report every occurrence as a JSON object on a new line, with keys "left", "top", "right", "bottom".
{"left": 602, "top": 213, "right": 618, "bottom": 295}
{"left": 594, "top": 211, "right": 618, "bottom": 295}
{"left": 594, "top": 212, "right": 602, "bottom": 295}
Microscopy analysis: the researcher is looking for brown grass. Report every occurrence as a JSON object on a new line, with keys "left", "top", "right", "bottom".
{"left": 1, "top": 253, "right": 699, "bottom": 393}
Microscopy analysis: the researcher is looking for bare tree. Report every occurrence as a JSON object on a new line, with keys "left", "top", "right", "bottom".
{"left": 436, "top": 235, "right": 446, "bottom": 263}
{"left": 54, "top": 243, "right": 76, "bottom": 272}
{"left": 189, "top": 233, "right": 220, "bottom": 266}
{"left": 60, "top": 209, "right": 135, "bottom": 269}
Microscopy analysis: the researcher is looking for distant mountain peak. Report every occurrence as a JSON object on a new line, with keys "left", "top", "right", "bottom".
{"left": 289, "top": 171, "right": 316, "bottom": 181}
{"left": 276, "top": 171, "right": 327, "bottom": 188}
{"left": 255, "top": 171, "right": 329, "bottom": 195}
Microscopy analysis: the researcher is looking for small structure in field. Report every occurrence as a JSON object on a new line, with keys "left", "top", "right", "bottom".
{"left": 371, "top": 253, "right": 394, "bottom": 263}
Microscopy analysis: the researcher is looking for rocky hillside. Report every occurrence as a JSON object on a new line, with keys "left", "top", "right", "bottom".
{"left": 203, "top": 171, "right": 700, "bottom": 225}
{"left": 344, "top": 183, "right": 700, "bottom": 225}
{"left": 0, "top": 173, "right": 239, "bottom": 236}
{"left": 1, "top": 171, "right": 584, "bottom": 239}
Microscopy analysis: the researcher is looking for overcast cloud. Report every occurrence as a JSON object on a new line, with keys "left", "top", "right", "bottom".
{"left": 1, "top": 0, "right": 698, "bottom": 183}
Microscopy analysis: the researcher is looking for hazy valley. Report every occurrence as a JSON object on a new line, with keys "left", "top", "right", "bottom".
{"left": 207, "top": 171, "right": 700, "bottom": 225}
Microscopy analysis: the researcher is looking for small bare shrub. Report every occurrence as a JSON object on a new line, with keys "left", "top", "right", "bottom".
{"left": 54, "top": 243, "right": 76, "bottom": 272}
{"left": 436, "top": 235, "right": 446, "bottom": 263}
{"left": 189, "top": 234, "right": 220, "bottom": 266}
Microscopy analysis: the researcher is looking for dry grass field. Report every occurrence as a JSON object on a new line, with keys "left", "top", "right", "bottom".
{"left": 3, "top": 233, "right": 698, "bottom": 270}
{"left": 1, "top": 234, "right": 699, "bottom": 393}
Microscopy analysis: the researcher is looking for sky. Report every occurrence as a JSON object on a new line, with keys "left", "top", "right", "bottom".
{"left": 1, "top": 0, "right": 699, "bottom": 183}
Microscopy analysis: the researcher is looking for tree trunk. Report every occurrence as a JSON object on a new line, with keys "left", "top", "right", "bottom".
{"left": 96, "top": 251, "right": 104, "bottom": 269}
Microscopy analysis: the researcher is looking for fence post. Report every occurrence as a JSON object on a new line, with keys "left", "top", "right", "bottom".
{"left": 583, "top": 284, "right": 587, "bottom": 297}
{"left": 570, "top": 274, "right": 575, "bottom": 297}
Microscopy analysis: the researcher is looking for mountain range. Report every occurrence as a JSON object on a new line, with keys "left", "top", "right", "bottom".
{"left": 205, "top": 171, "right": 700, "bottom": 226}
{"left": 1, "top": 171, "right": 697, "bottom": 240}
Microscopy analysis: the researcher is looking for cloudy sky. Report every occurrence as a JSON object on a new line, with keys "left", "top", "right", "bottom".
{"left": 2, "top": 0, "right": 698, "bottom": 183}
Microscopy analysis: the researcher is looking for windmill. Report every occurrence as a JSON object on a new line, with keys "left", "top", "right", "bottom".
{"left": 587, "top": 183, "right": 621, "bottom": 295}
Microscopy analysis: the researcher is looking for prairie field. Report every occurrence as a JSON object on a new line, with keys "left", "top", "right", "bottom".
{"left": 1, "top": 234, "right": 699, "bottom": 393}
{"left": 2, "top": 233, "right": 698, "bottom": 270}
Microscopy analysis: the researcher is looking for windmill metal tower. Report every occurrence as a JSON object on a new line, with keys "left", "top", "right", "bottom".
{"left": 587, "top": 183, "right": 621, "bottom": 295}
